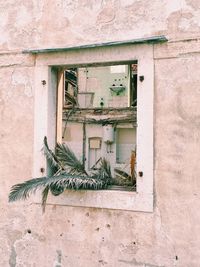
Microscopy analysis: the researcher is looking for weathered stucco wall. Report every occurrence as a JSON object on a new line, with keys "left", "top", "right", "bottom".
{"left": 0, "top": 1, "right": 200, "bottom": 266}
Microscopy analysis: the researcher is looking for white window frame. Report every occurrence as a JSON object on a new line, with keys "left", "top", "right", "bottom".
{"left": 32, "top": 43, "right": 154, "bottom": 212}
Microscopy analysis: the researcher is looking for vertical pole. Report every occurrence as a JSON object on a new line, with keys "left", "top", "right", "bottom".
{"left": 56, "top": 70, "right": 64, "bottom": 143}
{"left": 82, "top": 120, "right": 86, "bottom": 168}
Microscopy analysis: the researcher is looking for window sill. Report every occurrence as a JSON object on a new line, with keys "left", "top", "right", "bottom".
{"left": 107, "top": 185, "right": 135, "bottom": 191}
{"left": 34, "top": 189, "right": 153, "bottom": 212}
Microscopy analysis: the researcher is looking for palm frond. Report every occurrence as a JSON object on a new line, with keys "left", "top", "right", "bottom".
{"left": 95, "top": 158, "right": 112, "bottom": 184}
{"left": 9, "top": 139, "right": 113, "bottom": 210}
{"left": 50, "top": 184, "right": 64, "bottom": 196}
{"left": 114, "top": 168, "right": 132, "bottom": 180}
{"left": 56, "top": 143, "right": 87, "bottom": 175}
{"left": 43, "top": 136, "right": 62, "bottom": 171}
{"left": 9, "top": 174, "right": 107, "bottom": 203}
{"left": 41, "top": 186, "right": 49, "bottom": 213}
{"left": 9, "top": 176, "right": 51, "bottom": 202}
{"left": 114, "top": 168, "right": 136, "bottom": 186}
{"left": 50, "top": 175, "right": 106, "bottom": 190}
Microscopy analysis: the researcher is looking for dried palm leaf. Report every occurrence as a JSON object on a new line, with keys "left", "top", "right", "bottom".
{"left": 56, "top": 143, "right": 87, "bottom": 175}
{"left": 41, "top": 186, "right": 49, "bottom": 213}
{"left": 9, "top": 174, "right": 107, "bottom": 203}
{"left": 9, "top": 139, "right": 113, "bottom": 211}
{"left": 114, "top": 168, "right": 132, "bottom": 180}
{"left": 93, "top": 158, "right": 112, "bottom": 185}
{"left": 43, "top": 136, "right": 62, "bottom": 171}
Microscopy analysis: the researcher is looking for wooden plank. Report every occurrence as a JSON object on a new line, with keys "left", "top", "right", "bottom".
{"left": 64, "top": 117, "right": 137, "bottom": 125}
{"left": 62, "top": 108, "right": 137, "bottom": 125}
{"left": 56, "top": 70, "right": 64, "bottom": 143}
{"left": 82, "top": 121, "right": 86, "bottom": 168}
{"left": 63, "top": 107, "right": 137, "bottom": 112}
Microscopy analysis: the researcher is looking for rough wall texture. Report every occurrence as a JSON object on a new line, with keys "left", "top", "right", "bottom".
{"left": 0, "top": 0, "right": 200, "bottom": 266}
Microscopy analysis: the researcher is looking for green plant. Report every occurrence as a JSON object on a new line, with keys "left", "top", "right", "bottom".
{"left": 9, "top": 137, "right": 112, "bottom": 212}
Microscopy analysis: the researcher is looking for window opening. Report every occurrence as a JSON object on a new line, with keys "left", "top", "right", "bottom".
{"left": 59, "top": 62, "right": 137, "bottom": 191}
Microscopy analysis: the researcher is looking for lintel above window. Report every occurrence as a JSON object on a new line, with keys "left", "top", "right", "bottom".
{"left": 23, "top": 35, "right": 167, "bottom": 54}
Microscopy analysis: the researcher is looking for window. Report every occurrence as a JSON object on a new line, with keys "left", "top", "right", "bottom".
{"left": 29, "top": 37, "right": 167, "bottom": 211}
{"left": 59, "top": 63, "right": 137, "bottom": 191}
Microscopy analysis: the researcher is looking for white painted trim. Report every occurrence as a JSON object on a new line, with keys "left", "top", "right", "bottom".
{"left": 33, "top": 44, "right": 154, "bottom": 212}
{"left": 33, "top": 66, "right": 49, "bottom": 177}
{"left": 137, "top": 49, "right": 154, "bottom": 195}
{"left": 35, "top": 191, "right": 153, "bottom": 212}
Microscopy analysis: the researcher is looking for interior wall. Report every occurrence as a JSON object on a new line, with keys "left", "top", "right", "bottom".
{"left": 1, "top": 1, "right": 200, "bottom": 266}
{"left": 77, "top": 66, "right": 129, "bottom": 108}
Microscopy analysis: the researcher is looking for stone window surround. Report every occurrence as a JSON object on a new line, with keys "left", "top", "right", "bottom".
{"left": 32, "top": 43, "right": 154, "bottom": 212}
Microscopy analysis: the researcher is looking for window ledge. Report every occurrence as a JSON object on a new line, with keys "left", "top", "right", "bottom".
{"left": 34, "top": 190, "right": 153, "bottom": 212}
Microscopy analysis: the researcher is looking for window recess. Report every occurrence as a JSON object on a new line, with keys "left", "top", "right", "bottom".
{"left": 60, "top": 63, "right": 137, "bottom": 191}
